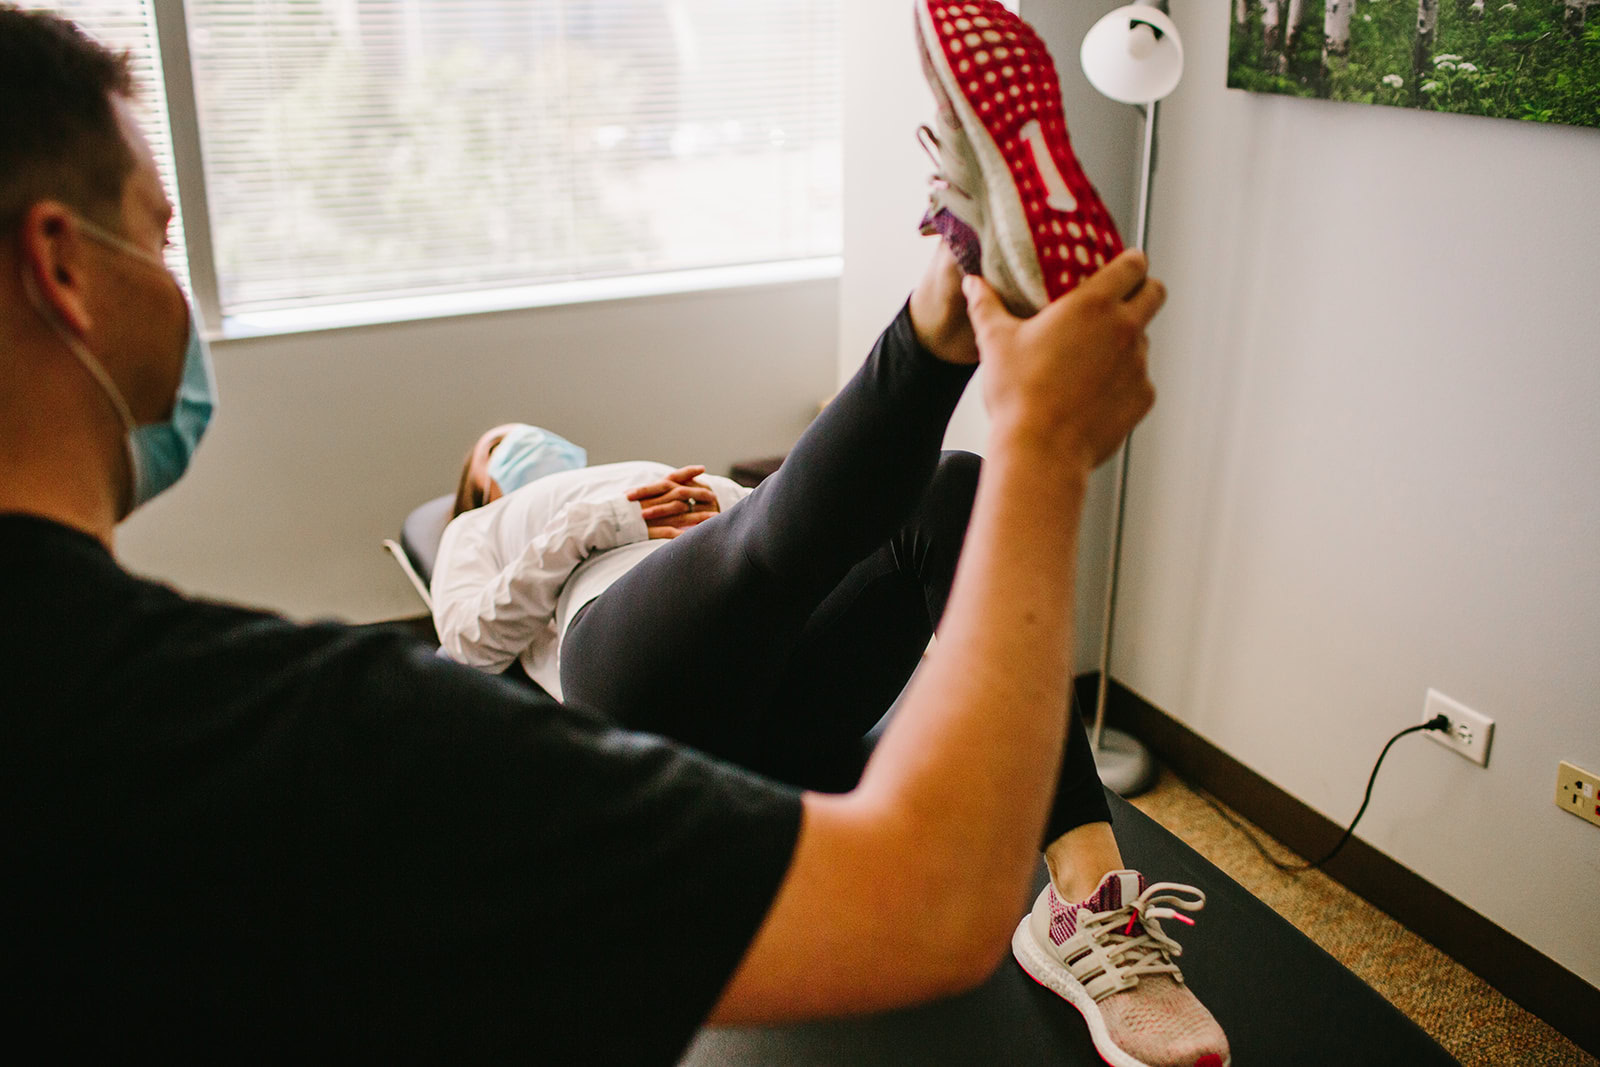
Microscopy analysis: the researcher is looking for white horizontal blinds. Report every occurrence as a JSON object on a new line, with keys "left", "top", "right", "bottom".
{"left": 184, "top": 0, "right": 842, "bottom": 315}
{"left": 45, "top": 0, "right": 193, "bottom": 293}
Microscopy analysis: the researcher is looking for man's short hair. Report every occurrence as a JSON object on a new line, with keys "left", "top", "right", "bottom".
{"left": 0, "top": 4, "right": 137, "bottom": 239}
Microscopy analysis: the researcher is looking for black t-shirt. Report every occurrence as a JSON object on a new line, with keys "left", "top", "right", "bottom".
{"left": 0, "top": 515, "right": 802, "bottom": 1062}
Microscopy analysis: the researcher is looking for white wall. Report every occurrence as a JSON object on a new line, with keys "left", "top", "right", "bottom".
{"left": 117, "top": 280, "right": 838, "bottom": 622}
{"left": 1117, "top": 1, "right": 1600, "bottom": 986}
{"left": 838, "top": 0, "right": 1141, "bottom": 671}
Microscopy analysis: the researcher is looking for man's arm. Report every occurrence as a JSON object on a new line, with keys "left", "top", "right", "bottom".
{"left": 712, "top": 252, "right": 1165, "bottom": 1023}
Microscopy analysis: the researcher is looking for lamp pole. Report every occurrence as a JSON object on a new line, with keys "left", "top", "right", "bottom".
{"left": 1090, "top": 96, "right": 1158, "bottom": 788}
{"left": 1081, "top": 1, "right": 1180, "bottom": 794}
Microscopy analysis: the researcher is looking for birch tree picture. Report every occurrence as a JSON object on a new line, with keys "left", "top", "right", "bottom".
{"left": 1228, "top": 0, "right": 1600, "bottom": 128}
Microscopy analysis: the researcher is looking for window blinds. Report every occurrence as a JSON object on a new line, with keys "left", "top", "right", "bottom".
{"left": 183, "top": 0, "right": 842, "bottom": 315}
{"left": 47, "top": 0, "right": 193, "bottom": 293}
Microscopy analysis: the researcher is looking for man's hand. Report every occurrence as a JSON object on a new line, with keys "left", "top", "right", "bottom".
{"left": 626, "top": 465, "right": 720, "bottom": 540}
{"left": 964, "top": 249, "right": 1164, "bottom": 472}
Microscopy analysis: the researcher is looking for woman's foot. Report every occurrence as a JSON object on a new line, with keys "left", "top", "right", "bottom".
{"left": 909, "top": 242, "right": 981, "bottom": 365}
{"left": 1013, "top": 871, "right": 1231, "bottom": 1067}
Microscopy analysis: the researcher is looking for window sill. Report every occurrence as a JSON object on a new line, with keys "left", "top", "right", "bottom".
{"left": 215, "top": 257, "right": 842, "bottom": 342}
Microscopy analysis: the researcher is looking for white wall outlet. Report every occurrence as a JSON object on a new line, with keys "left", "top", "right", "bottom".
{"left": 1422, "top": 689, "right": 1494, "bottom": 767}
{"left": 1556, "top": 762, "right": 1600, "bottom": 829}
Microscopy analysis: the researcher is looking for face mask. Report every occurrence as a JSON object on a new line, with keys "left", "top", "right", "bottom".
{"left": 22, "top": 216, "right": 217, "bottom": 515}
{"left": 486, "top": 424, "right": 587, "bottom": 496}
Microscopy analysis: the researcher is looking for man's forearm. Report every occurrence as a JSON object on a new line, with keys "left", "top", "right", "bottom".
{"left": 855, "top": 421, "right": 1090, "bottom": 949}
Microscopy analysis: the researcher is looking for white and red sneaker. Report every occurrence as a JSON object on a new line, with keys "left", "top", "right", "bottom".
{"left": 1012, "top": 870, "right": 1231, "bottom": 1067}
{"left": 915, "top": 0, "right": 1125, "bottom": 316}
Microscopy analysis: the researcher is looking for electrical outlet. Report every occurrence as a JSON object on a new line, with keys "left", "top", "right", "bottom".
{"left": 1556, "top": 762, "right": 1600, "bottom": 829}
{"left": 1421, "top": 689, "right": 1494, "bottom": 767}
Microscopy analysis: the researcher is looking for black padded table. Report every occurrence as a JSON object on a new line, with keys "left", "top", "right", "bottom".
{"left": 682, "top": 790, "right": 1458, "bottom": 1066}
{"left": 400, "top": 494, "right": 454, "bottom": 588}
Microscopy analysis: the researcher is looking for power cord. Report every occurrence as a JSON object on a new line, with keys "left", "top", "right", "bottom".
{"left": 1194, "top": 715, "right": 1451, "bottom": 873}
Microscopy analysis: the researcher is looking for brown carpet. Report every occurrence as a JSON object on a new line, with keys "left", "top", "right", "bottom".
{"left": 1129, "top": 769, "right": 1596, "bottom": 1067}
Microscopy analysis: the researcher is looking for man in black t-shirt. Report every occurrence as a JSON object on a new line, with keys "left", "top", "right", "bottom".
{"left": 0, "top": 7, "right": 1164, "bottom": 1060}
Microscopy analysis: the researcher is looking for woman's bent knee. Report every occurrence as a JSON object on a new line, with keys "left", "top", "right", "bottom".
{"left": 928, "top": 450, "right": 982, "bottom": 519}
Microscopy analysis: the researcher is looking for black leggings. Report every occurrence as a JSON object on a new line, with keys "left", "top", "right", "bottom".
{"left": 561, "top": 304, "right": 1112, "bottom": 841}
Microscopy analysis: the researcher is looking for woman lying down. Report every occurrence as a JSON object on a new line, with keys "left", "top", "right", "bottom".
{"left": 433, "top": 421, "right": 749, "bottom": 702}
{"left": 428, "top": 272, "right": 1017, "bottom": 790}
{"left": 432, "top": 413, "right": 980, "bottom": 794}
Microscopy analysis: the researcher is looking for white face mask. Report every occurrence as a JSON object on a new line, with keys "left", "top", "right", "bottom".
{"left": 22, "top": 215, "right": 217, "bottom": 514}
{"left": 486, "top": 424, "right": 588, "bottom": 497}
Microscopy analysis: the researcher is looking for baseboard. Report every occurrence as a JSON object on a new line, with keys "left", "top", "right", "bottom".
{"left": 1076, "top": 672, "right": 1600, "bottom": 1060}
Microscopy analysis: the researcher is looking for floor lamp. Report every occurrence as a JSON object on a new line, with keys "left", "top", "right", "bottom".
{"left": 1079, "top": 2, "right": 1184, "bottom": 796}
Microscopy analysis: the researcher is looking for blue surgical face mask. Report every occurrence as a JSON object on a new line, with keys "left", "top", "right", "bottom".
{"left": 22, "top": 216, "right": 217, "bottom": 515}
{"left": 486, "top": 424, "right": 587, "bottom": 496}
{"left": 126, "top": 320, "right": 214, "bottom": 509}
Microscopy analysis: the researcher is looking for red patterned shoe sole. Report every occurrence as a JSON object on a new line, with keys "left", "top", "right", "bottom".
{"left": 916, "top": 0, "right": 1124, "bottom": 307}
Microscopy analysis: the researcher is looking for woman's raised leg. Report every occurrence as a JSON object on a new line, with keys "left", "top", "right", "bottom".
{"left": 560, "top": 250, "right": 978, "bottom": 752}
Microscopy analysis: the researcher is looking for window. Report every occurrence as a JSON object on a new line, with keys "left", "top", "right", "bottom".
{"left": 48, "top": 1, "right": 841, "bottom": 327}
{"left": 185, "top": 0, "right": 842, "bottom": 317}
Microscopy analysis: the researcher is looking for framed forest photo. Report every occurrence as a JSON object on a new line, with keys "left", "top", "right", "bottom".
{"left": 1228, "top": 1, "right": 1600, "bottom": 129}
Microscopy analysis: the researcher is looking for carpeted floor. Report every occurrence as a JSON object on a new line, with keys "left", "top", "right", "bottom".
{"left": 1129, "top": 769, "right": 1596, "bottom": 1067}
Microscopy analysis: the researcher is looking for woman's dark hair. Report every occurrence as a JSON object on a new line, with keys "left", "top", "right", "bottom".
{"left": 0, "top": 6, "right": 137, "bottom": 237}
{"left": 451, "top": 445, "right": 488, "bottom": 520}
{"left": 451, "top": 427, "right": 515, "bottom": 519}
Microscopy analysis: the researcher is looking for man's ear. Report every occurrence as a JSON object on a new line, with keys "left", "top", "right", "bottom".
{"left": 19, "top": 201, "right": 95, "bottom": 337}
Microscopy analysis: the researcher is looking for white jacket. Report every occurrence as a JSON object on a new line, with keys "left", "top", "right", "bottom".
{"left": 431, "top": 462, "right": 751, "bottom": 699}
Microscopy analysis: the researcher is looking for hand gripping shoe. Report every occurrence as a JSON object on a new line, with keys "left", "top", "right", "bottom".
{"left": 1012, "top": 871, "right": 1231, "bottom": 1067}
{"left": 915, "top": 0, "right": 1125, "bottom": 316}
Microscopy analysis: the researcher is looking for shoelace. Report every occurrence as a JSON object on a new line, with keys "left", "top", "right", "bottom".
{"left": 1075, "top": 881, "right": 1207, "bottom": 986}
{"left": 917, "top": 124, "right": 980, "bottom": 222}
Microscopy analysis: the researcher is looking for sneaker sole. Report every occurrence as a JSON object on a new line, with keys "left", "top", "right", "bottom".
{"left": 915, "top": 1, "right": 1124, "bottom": 312}
{"left": 1011, "top": 916, "right": 1232, "bottom": 1067}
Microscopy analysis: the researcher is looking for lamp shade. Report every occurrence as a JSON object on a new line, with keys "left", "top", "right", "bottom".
{"left": 1080, "top": 5, "right": 1184, "bottom": 104}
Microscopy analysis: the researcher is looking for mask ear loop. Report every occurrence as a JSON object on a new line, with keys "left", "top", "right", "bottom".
{"left": 74, "top": 214, "right": 170, "bottom": 271}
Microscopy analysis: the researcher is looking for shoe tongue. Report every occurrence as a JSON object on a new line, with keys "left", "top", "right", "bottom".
{"left": 1084, "top": 870, "right": 1146, "bottom": 913}
{"left": 918, "top": 208, "right": 983, "bottom": 277}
